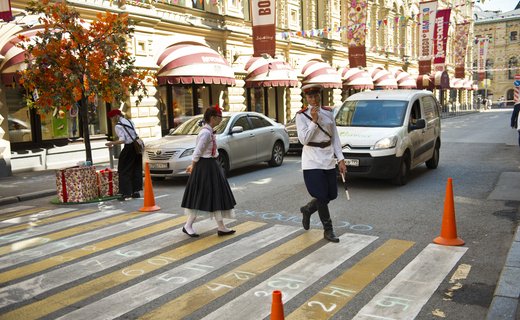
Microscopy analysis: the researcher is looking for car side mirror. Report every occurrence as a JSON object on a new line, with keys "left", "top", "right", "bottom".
{"left": 409, "top": 118, "right": 426, "bottom": 131}
{"left": 231, "top": 126, "right": 244, "bottom": 134}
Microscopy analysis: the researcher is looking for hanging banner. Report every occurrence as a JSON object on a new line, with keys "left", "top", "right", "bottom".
{"left": 251, "top": 0, "right": 276, "bottom": 58}
{"left": 432, "top": 8, "right": 451, "bottom": 71}
{"left": 347, "top": 0, "right": 368, "bottom": 67}
{"left": 0, "top": 0, "right": 12, "bottom": 21}
{"left": 454, "top": 22, "right": 470, "bottom": 78}
{"left": 418, "top": 0, "right": 437, "bottom": 74}
{"left": 477, "top": 37, "right": 489, "bottom": 81}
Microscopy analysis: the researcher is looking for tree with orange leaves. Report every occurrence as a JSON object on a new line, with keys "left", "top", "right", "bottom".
{"left": 18, "top": 0, "right": 152, "bottom": 162}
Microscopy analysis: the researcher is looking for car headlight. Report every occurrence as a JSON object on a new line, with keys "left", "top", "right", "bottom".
{"left": 372, "top": 136, "right": 397, "bottom": 150}
{"left": 180, "top": 148, "right": 195, "bottom": 158}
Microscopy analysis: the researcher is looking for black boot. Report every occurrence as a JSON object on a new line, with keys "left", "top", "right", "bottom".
{"left": 317, "top": 203, "right": 340, "bottom": 243}
{"left": 300, "top": 199, "right": 317, "bottom": 230}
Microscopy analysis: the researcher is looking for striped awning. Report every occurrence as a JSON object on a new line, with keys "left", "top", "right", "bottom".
{"left": 415, "top": 74, "right": 433, "bottom": 90}
{"left": 393, "top": 69, "right": 417, "bottom": 89}
{"left": 431, "top": 71, "right": 450, "bottom": 89}
{"left": 451, "top": 78, "right": 465, "bottom": 90}
{"left": 301, "top": 59, "right": 342, "bottom": 88}
{"left": 369, "top": 66, "right": 398, "bottom": 89}
{"left": 0, "top": 28, "right": 42, "bottom": 85}
{"left": 157, "top": 41, "right": 235, "bottom": 86}
{"left": 463, "top": 79, "right": 473, "bottom": 90}
{"left": 341, "top": 67, "right": 374, "bottom": 90}
{"left": 244, "top": 56, "right": 298, "bottom": 87}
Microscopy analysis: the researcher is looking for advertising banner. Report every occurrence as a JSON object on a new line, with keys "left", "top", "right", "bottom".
{"left": 477, "top": 37, "right": 489, "bottom": 81}
{"left": 347, "top": 0, "right": 368, "bottom": 67}
{"left": 454, "top": 22, "right": 470, "bottom": 78}
{"left": 418, "top": 0, "right": 438, "bottom": 74}
{"left": 433, "top": 8, "right": 451, "bottom": 70}
{"left": 251, "top": 0, "right": 276, "bottom": 58}
{"left": 0, "top": 0, "right": 12, "bottom": 21}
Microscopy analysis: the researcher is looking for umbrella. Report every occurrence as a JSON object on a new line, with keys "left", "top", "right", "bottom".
{"left": 340, "top": 173, "right": 351, "bottom": 200}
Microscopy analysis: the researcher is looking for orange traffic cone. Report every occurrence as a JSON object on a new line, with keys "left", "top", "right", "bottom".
{"left": 433, "top": 178, "right": 464, "bottom": 246}
{"left": 270, "top": 290, "right": 285, "bottom": 320}
{"left": 139, "top": 162, "right": 161, "bottom": 212}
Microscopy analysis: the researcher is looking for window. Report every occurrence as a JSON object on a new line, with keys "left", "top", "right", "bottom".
{"left": 233, "top": 116, "right": 252, "bottom": 131}
{"left": 509, "top": 57, "right": 518, "bottom": 79}
{"left": 486, "top": 59, "right": 493, "bottom": 80}
{"left": 192, "top": 0, "right": 204, "bottom": 10}
{"left": 249, "top": 115, "right": 271, "bottom": 129}
{"left": 511, "top": 31, "right": 518, "bottom": 41}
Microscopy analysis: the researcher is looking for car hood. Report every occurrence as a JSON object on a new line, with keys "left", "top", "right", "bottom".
{"left": 337, "top": 126, "right": 401, "bottom": 147}
{"left": 145, "top": 135, "right": 198, "bottom": 150}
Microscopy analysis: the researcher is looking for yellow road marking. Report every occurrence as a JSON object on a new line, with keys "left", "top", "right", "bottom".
{"left": 0, "top": 207, "right": 52, "bottom": 222}
{"left": 0, "top": 211, "right": 142, "bottom": 256}
{"left": 140, "top": 229, "right": 323, "bottom": 320}
{"left": 2, "top": 221, "right": 264, "bottom": 320}
{"left": 286, "top": 239, "right": 414, "bottom": 320}
{"left": 0, "top": 208, "right": 96, "bottom": 236}
{"left": 0, "top": 216, "right": 187, "bottom": 284}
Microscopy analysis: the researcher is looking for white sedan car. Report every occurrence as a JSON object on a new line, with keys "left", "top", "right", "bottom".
{"left": 144, "top": 112, "right": 290, "bottom": 180}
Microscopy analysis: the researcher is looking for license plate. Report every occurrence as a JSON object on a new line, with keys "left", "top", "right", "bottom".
{"left": 344, "top": 159, "right": 359, "bottom": 167}
{"left": 289, "top": 137, "right": 299, "bottom": 143}
{"left": 149, "top": 163, "right": 169, "bottom": 169}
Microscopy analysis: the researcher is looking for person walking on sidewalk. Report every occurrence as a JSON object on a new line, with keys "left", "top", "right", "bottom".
{"left": 181, "top": 105, "right": 236, "bottom": 238}
{"left": 296, "top": 84, "right": 347, "bottom": 242}
{"left": 105, "top": 109, "right": 143, "bottom": 201}
{"left": 511, "top": 102, "right": 520, "bottom": 147}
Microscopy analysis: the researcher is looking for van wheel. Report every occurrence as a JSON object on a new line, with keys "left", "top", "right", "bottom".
{"left": 268, "top": 141, "right": 285, "bottom": 167}
{"left": 426, "top": 144, "right": 440, "bottom": 169}
{"left": 217, "top": 151, "right": 230, "bottom": 176}
{"left": 392, "top": 154, "right": 410, "bottom": 186}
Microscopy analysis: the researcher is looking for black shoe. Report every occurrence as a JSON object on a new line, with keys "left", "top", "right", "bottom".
{"left": 300, "top": 206, "right": 311, "bottom": 230}
{"left": 324, "top": 230, "right": 340, "bottom": 243}
{"left": 118, "top": 195, "right": 132, "bottom": 201}
{"left": 132, "top": 192, "right": 140, "bottom": 198}
{"left": 217, "top": 229, "right": 236, "bottom": 236}
{"left": 182, "top": 227, "right": 199, "bottom": 238}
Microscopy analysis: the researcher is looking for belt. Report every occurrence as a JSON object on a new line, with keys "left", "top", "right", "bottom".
{"left": 306, "top": 140, "right": 331, "bottom": 148}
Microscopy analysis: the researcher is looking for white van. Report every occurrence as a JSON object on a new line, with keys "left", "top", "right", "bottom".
{"left": 335, "top": 90, "right": 441, "bottom": 185}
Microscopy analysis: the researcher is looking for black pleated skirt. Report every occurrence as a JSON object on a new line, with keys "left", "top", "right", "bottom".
{"left": 181, "top": 157, "right": 236, "bottom": 218}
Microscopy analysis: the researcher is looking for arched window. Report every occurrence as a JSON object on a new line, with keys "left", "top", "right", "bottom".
{"left": 508, "top": 57, "right": 518, "bottom": 79}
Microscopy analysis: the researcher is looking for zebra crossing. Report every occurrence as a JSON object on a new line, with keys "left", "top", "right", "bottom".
{"left": 0, "top": 205, "right": 467, "bottom": 319}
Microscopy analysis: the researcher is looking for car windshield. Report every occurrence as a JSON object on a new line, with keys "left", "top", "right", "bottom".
{"left": 169, "top": 116, "right": 230, "bottom": 135}
{"left": 336, "top": 100, "right": 407, "bottom": 127}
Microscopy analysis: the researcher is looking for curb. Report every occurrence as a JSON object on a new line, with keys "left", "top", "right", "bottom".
{"left": 486, "top": 225, "right": 520, "bottom": 320}
{"left": 0, "top": 189, "right": 56, "bottom": 206}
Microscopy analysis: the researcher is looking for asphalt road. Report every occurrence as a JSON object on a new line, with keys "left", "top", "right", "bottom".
{"left": 0, "top": 110, "right": 518, "bottom": 319}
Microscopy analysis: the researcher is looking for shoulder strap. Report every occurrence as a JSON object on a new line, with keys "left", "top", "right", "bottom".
{"left": 299, "top": 111, "right": 332, "bottom": 138}
{"left": 117, "top": 121, "right": 139, "bottom": 142}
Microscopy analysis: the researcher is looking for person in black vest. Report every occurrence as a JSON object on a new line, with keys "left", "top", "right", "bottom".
{"left": 106, "top": 109, "right": 143, "bottom": 201}
{"left": 296, "top": 84, "right": 347, "bottom": 242}
{"left": 511, "top": 102, "right": 520, "bottom": 147}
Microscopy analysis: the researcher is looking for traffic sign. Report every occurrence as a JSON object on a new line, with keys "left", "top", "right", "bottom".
{"left": 514, "top": 80, "right": 520, "bottom": 87}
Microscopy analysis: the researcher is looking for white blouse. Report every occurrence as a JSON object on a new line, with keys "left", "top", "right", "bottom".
{"left": 192, "top": 124, "right": 219, "bottom": 162}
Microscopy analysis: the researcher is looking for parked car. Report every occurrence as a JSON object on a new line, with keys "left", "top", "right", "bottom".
{"left": 144, "top": 112, "right": 290, "bottom": 179}
{"left": 335, "top": 90, "right": 441, "bottom": 185}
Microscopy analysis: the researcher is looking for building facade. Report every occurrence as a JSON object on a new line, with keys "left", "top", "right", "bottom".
{"left": 0, "top": 0, "right": 475, "bottom": 175}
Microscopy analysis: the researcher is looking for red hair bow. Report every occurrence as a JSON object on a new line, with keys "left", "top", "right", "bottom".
{"left": 214, "top": 103, "right": 222, "bottom": 115}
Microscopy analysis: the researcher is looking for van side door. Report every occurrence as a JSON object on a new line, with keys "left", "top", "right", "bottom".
{"left": 408, "top": 99, "right": 425, "bottom": 164}
{"left": 420, "top": 95, "right": 440, "bottom": 160}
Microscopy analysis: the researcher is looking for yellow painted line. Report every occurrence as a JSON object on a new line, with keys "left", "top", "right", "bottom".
{"left": 0, "top": 208, "right": 96, "bottom": 236}
{"left": 0, "top": 207, "right": 53, "bottom": 222}
{"left": 2, "top": 221, "right": 265, "bottom": 320}
{"left": 286, "top": 239, "right": 415, "bottom": 320}
{"left": 0, "top": 211, "right": 142, "bottom": 256}
{"left": 0, "top": 216, "right": 187, "bottom": 284}
{"left": 140, "top": 229, "right": 323, "bottom": 320}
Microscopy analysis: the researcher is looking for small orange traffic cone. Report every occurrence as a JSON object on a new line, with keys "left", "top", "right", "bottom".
{"left": 270, "top": 290, "right": 285, "bottom": 320}
{"left": 433, "top": 178, "right": 464, "bottom": 246}
{"left": 139, "top": 162, "right": 161, "bottom": 212}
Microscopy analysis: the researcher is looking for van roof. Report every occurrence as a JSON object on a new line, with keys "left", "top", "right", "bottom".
{"left": 346, "top": 90, "right": 434, "bottom": 101}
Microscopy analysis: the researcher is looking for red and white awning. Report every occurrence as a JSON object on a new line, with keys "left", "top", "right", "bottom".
{"left": 0, "top": 28, "right": 42, "bottom": 85}
{"left": 301, "top": 59, "right": 342, "bottom": 88}
{"left": 157, "top": 41, "right": 235, "bottom": 86}
{"left": 369, "top": 66, "right": 398, "bottom": 89}
{"left": 341, "top": 67, "right": 373, "bottom": 90}
{"left": 431, "top": 71, "right": 450, "bottom": 89}
{"left": 451, "top": 78, "right": 465, "bottom": 90}
{"left": 393, "top": 69, "right": 417, "bottom": 89}
{"left": 244, "top": 56, "right": 298, "bottom": 87}
{"left": 463, "top": 79, "right": 474, "bottom": 90}
{"left": 415, "top": 74, "right": 433, "bottom": 90}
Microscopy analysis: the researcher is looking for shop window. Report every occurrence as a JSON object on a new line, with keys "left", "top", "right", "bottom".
{"left": 249, "top": 87, "right": 266, "bottom": 113}
{"left": 6, "top": 87, "right": 32, "bottom": 143}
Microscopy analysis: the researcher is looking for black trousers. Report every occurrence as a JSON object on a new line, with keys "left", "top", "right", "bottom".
{"left": 117, "top": 144, "right": 143, "bottom": 196}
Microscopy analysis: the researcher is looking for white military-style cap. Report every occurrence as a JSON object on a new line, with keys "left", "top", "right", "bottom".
{"left": 301, "top": 83, "right": 323, "bottom": 95}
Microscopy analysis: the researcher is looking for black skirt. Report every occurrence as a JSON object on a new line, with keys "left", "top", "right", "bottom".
{"left": 181, "top": 157, "right": 236, "bottom": 213}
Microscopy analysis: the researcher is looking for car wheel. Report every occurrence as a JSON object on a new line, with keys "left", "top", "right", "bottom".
{"left": 151, "top": 176, "right": 165, "bottom": 181}
{"left": 268, "top": 141, "right": 285, "bottom": 167}
{"left": 426, "top": 144, "right": 440, "bottom": 169}
{"left": 392, "top": 153, "right": 410, "bottom": 186}
{"left": 217, "top": 151, "right": 230, "bottom": 176}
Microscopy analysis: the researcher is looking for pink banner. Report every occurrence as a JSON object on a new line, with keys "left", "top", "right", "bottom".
{"left": 454, "top": 23, "right": 470, "bottom": 78}
{"left": 477, "top": 38, "right": 489, "bottom": 80}
{"left": 347, "top": 0, "right": 368, "bottom": 67}
{"left": 251, "top": 0, "right": 276, "bottom": 58}
{"left": 433, "top": 8, "right": 451, "bottom": 69}
{"left": 0, "top": 0, "right": 12, "bottom": 21}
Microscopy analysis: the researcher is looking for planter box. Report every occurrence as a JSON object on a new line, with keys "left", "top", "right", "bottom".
{"left": 56, "top": 166, "right": 98, "bottom": 203}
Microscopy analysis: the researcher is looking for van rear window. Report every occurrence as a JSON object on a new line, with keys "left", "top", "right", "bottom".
{"left": 336, "top": 100, "right": 407, "bottom": 127}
